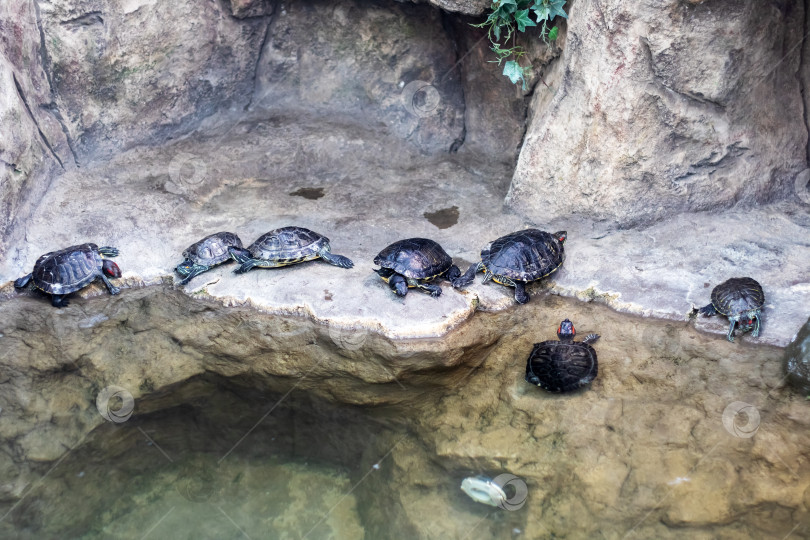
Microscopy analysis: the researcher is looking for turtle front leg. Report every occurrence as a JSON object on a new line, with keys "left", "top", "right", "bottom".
{"left": 416, "top": 281, "right": 442, "bottom": 298}
{"left": 513, "top": 281, "right": 530, "bottom": 304}
{"left": 582, "top": 334, "right": 601, "bottom": 345}
{"left": 751, "top": 311, "right": 762, "bottom": 338}
{"left": 444, "top": 265, "right": 461, "bottom": 282}
{"left": 229, "top": 247, "right": 261, "bottom": 274}
{"left": 320, "top": 249, "right": 354, "bottom": 269}
{"left": 726, "top": 317, "right": 737, "bottom": 343}
{"left": 99, "top": 273, "right": 121, "bottom": 295}
{"left": 177, "top": 265, "right": 209, "bottom": 286}
{"left": 51, "top": 294, "right": 69, "bottom": 308}
{"left": 452, "top": 263, "right": 482, "bottom": 289}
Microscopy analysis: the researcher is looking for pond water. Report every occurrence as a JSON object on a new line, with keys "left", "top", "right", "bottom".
{"left": 0, "top": 293, "right": 806, "bottom": 539}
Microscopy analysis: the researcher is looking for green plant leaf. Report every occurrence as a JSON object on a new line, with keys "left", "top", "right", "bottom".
{"left": 548, "top": 25, "right": 559, "bottom": 40}
{"left": 503, "top": 60, "right": 528, "bottom": 90}
{"left": 532, "top": 6, "right": 550, "bottom": 22}
{"left": 494, "top": 0, "right": 518, "bottom": 15}
{"left": 514, "top": 9, "right": 537, "bottom": 32}
{"left": 547, "top": 0, "right": 567, "bottom": 19}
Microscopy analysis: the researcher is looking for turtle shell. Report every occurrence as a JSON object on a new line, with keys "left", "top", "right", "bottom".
{"left": 374, "top": 238, "right": 453, "bottom": 279}
{"left": 711, "top": 277, "right": 765, "bottom": 317}
{"left": 525, "top": 340, "right": 598, "bottom": 393}
{"left": 183, "top": 232, "right": 242, "bottom": 266}
{"left": 482, "top": 229, "right": 564, "bottom": 282}
{"left": 248, "top": 227, "right": 328, "bottom": 262}
{"left": 32, "top": 243, "right": 105, "bottom": 295}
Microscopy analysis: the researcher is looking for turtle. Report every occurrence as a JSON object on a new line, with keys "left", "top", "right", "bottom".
{"left": 373, "top": 238, "right": 460, "bottom": 298}
{"left": 525, "top": 319, "right": 600, "bottom": 393}
{"left": 453, "top": 229, "right": 566, "bottom": 304}
{"left": 14, "top": 243, "right": 122, "bottom": 307}
{"left": 698, "top": 277, "right": 765, "bottom": 342}
{"left": 229, "top": 226, "right": 353, "bottom": 274}
{"left": 175, "top": 231, "right": 243, "bottom": 285}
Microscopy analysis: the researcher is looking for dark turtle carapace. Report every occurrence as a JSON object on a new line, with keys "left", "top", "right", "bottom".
{"left": 525, "top": 319, "right": 600, "bottom": 393}
{"left": 453, "top": 229, "right": 566, "bottom": 304}
{"left": 373, "top": 238, "right": 460, "bottom": 298}
{"left": 698, "top": 277, "right": 764, "bottom": 342}
{"left": 175, "top": 231, "right": 243, "bottom": 285}
{"left": 14, "top": 243, "right": 121, "bottom": 308}
{"left": 229, "top": 226, "right": 353, "bottom": 274}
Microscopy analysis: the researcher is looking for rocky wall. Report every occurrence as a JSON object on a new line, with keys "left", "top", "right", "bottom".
{"left": 508, "top": 0, "right": 810, "bottom": 226}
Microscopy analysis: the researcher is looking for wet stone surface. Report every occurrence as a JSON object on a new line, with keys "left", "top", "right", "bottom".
{"left": 0, "top": 293, "right": 808, "bottom": 538}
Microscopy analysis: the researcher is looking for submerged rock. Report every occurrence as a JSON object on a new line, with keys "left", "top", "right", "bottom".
{"left": 785, "top": 317, "right": 810, "bottom": 394}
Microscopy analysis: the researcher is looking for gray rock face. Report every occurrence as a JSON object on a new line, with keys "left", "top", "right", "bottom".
{"left": 785, "top": 317, "right": 810, "bottom": 394}
{"left": 508, "top": 0, "right": 808, "bottom": 226}
{"left": 0, "top": 1, "right": 71, "bottom": 252}
{"left": 38, "top": 0, "right": 267, "bottom": 161}
{"left": 419, "top": 0, "right": 489, "bottom": 15}
{"left": 251, "top": 0, "right": 466, "bottom": 154}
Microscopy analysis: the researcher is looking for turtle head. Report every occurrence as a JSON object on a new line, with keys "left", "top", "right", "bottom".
{"left": 554, "top": 231, "right": 567, "bottom": 245}
{"left": 737, "top": 310, "right": 760, "bottom": 333}
{"left": 557, "top": 319, "right": 575, "bottom": 342}
{"left": 175, "top": 259, "right": 194, "bottom": 278}
{"left": 103, "top": 259, "right": 122, "bottom": 278}
{"left": 374, "top": 267, "right": 395, "bottom": 282}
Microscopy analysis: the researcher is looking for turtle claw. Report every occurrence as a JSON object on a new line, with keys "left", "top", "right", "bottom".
{"left": 430, "top": 288, "right": 442, "bottom": 298}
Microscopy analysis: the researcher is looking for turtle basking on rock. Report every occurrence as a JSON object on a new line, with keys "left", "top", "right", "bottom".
{"left": 453, "top": 229, "right": 566, "bottom": 304}
{"left": 175, "top": 232, "right": 243, "bottom": 285}
{"left": 14, "top": 243, "right": 122, "bottom": 307}
{"left": 229, "top": 226, "right": 353, "bottom": 274}
{"left": 373, "top": 238, "right": 460, "bottom": 298}
{"left": 698, "top": 277, "right": 764, "bottom": 342}
{"left": 525, "top": 319, "right": 599, "bottom": 393}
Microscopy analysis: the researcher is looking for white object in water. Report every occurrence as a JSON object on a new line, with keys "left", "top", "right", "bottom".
{"left": 460, "top": 476, "right": 507, "bottom": 507}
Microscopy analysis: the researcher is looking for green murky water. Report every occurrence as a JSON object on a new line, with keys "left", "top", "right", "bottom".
{"left": 0, "top": 292, "right": 806, "bottom": 539}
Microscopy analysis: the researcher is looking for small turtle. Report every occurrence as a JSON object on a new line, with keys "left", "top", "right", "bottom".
{"left": 525, "top": 319, "right": 599, "bottom": 393}
{"left": 453, "top": 229, "right": 566, "bottom": 304}
{"left": 229, "top": 226, "right": 353, "bottom": 274}
{"left": 698, "top": 277, "right": 764, "bottom": 342}
{"left": 373, "top": 238, "right": 460, "bottom": 298}
{"left": 175, "top": 232, "right": 243, "bottom": 285}
{"left": 14, "top": 243, "right": 122, "bottom": 308}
